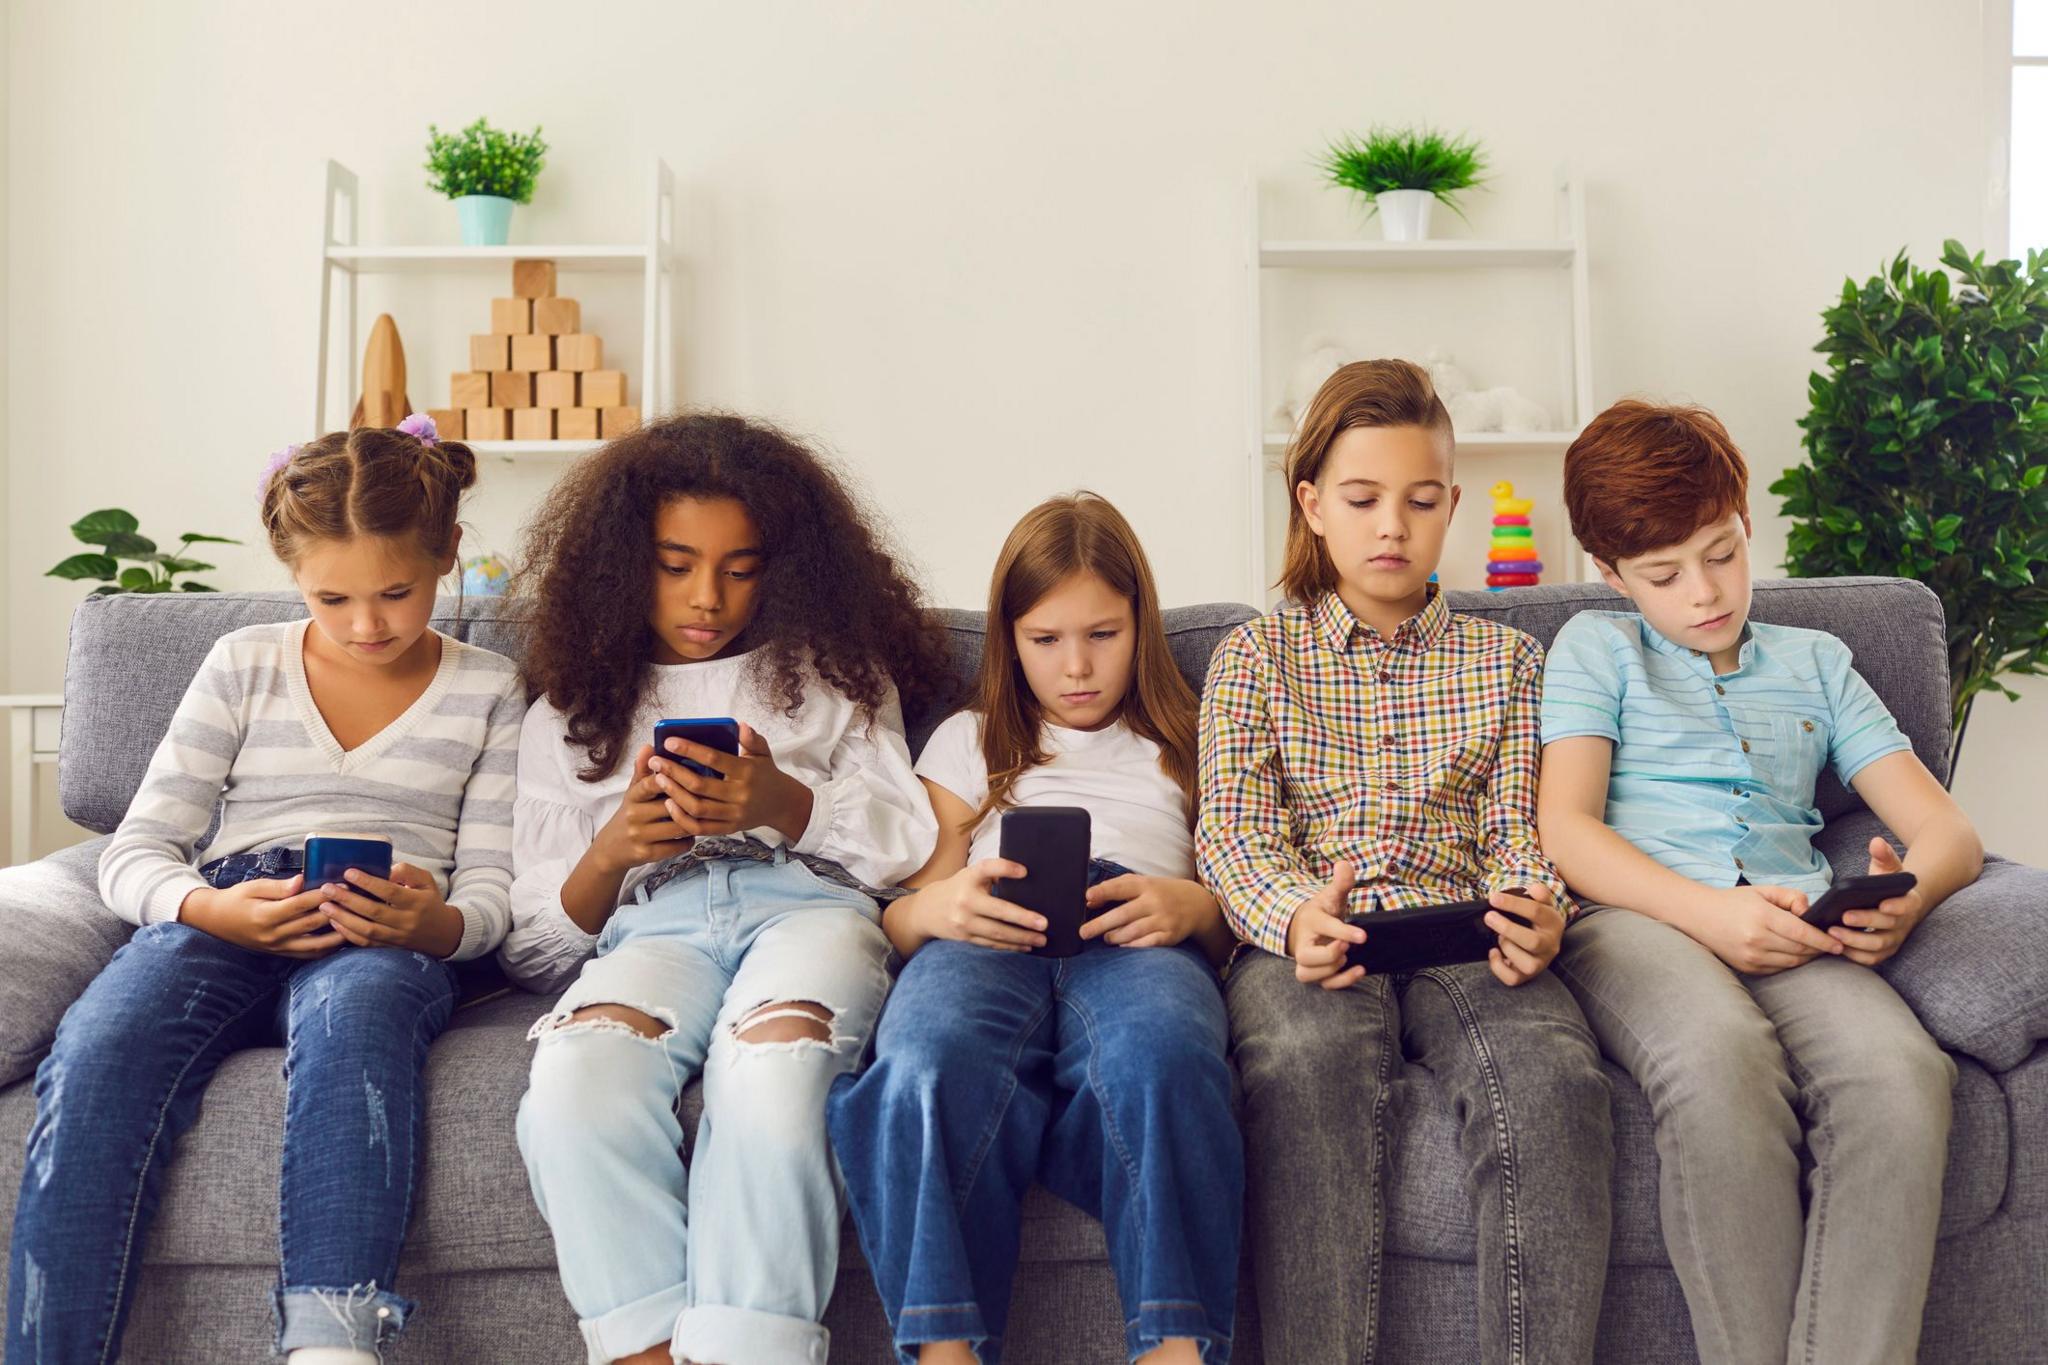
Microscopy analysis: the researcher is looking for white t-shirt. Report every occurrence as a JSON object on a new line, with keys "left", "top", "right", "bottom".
{"left": 914, "top": 710, "right": 1194, "bottom": 880}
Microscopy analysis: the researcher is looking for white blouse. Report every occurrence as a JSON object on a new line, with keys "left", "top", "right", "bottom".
{"left": 499, "top": 648, "right": 937, "bottom": 992}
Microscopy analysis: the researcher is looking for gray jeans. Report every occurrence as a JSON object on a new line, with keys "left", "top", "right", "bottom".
{"left": 1226, "top": 950, "right": 1615, "bottom": 1364}
{"left": 1551, "top": 905, "right": 1956, "bottom": 1365}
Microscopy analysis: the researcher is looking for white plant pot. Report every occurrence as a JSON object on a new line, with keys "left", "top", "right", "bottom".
{"left": 1377, "top": 189, "right": 1436, "bottom": 242}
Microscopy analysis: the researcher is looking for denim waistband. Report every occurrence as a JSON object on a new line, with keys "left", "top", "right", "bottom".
{"left": 199, "top": 846, "right": 304, "bottom": 889}
{"left": 635, "top": 835, "right": 890, "bottom": 905}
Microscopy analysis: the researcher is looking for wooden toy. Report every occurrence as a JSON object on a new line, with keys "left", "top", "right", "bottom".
{"left": 351, "top": 314, "right": 410, "bottom": 429}
{"left": 556, "top": 334, "right": 603, "bottom": 372}
{"left": 425, "top": 408, "right": 464, "bottom": 440}
{"left": 511, "top": 334, "right": 554, "bottom": 372}
{"left": 465, "top": 408, "right": 509, "bottom": 440}
{"left": 600, "top": 406, "right": 641, "bottom": 438}
{"left": 557, "top": 408, "right": 600, "bottom": 440}
{"left": 535, "top": 371, "right": 578, "bottom": 409}
{"left": 491, "top": 297, "right": 533, "bottom": 335}
{"left": 450, "top": 371, "right": 492, "bottom": 409}
{"left": 512, "top": 258, "right": 556, "bottom": 299}
{"left": 534, "top": 297, "right": 581, "bottom": 336}
{"left": 470, "top": 335, "right": 510, "bottom": 372}
{"left": 581, "top": 370, "right": 627, "bottom": 408}
{"left": 512, "top": 408, "right": 554, "bottom": 440}
{"left": 491, "top": 371, "right": 533, "bottom": 408}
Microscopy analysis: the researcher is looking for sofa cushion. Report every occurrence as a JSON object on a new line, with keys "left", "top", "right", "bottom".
{"left": 0, "top": 836, "right": 126, "bottom": 1087}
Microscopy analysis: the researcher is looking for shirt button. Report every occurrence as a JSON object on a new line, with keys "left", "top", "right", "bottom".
{"left": 1802, "top": 720, "right": 1815, "bottom": 732}
{"left": 1740, "top": 739, "right": 1751, "bottom": 753}
{"left": 1715, "top": 684, "right": 1726, "bottom": 696}
{"left": 1380, "top": 734, "right": 1395, "bottom": 748}
{"left": 1735, "top": 858, "right": 1746, "bottom": 870}
{"left": 1691, "top": 649, "right": 1703, "bottom": 657}
{"left": 1378, "top": 670, "right": 1392, "bottom": 683}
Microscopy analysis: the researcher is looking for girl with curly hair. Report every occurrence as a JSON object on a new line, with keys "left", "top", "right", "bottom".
{"left": 501, "top": 412, "right": 944, "bottom": 1365}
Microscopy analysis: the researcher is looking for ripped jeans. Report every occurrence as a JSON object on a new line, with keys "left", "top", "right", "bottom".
{"left": 515, "top": 849, "right": 891, "bottom": 1365}
{"left": 6, "top": 907, "right": 457, "bottom": 1363}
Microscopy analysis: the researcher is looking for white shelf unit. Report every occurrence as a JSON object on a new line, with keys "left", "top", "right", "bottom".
{"left": 1245, "top": 167, "right": 1595, "bottom": 602}
{"left": 314, "top": 160, "right": 677, "bottom": 460}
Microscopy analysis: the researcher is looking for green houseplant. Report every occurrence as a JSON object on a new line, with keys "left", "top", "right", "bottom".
{"left": 424, "top": 118, "right": 549, "bottom": 246}
{"left": 1771, "top": 240, "right": 2048, "bottom": 773}
{"left": 1320, "top": 125, "right": 1488, "bottom": 242}
{"left": 45, "top": 509, "right": 237, "bottom": 595}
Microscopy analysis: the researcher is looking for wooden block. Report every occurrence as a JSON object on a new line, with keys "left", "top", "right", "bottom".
{"left": 491, "top": 371, "right": 533, "bottom": 408}
{"left": 534, "top": 297, "right": 581, "bottom": 336}
{"left": 470, "top": 335, "right": 510, "bottom": 372}
{"left": 600, "top": 406, "right": 641, "bottom": 438}
{"left": 511, "top": 333, "right": 554, "bottom": 372}
{"left": 581, "top": 369, "right": 627, "bottom": 408}
{"left": 491, "top": 297, "right": 533, "bottom": 335}
{"left": 450, "top": 371, "right": 492, "bottom": 409}
{"left": 465, "top": 408, "right": 508, "bottom": 440}
{"left": 556, "top": 334, "right": 603, "bottom": 372}
{"left": 512, "top": 408, "right": 555, "bottom": 441}
{"left": 512, "top": 258, "right": 557, "bottom": 299}
{"left": 535, "top": 371, "right": 578, "bottom": 409}
{"left": 557, "top": 408, "right": 600, "bottom": 440}
{"left": 425, "top": 408, "right": 464, "bottom": 441}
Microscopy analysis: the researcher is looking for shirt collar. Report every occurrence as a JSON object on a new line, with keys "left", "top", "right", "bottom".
{"left": 1312, "top": 584, "right": 1449, "bottom": 655}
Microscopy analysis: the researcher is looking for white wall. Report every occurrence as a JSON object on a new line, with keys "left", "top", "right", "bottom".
{"left": 6, "top": 0, "right": 2041, "bottom": 854}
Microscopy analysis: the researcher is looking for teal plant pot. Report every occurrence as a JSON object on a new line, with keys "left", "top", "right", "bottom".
{"left": 455, "top": 195, "right": 515, "bottom": 246}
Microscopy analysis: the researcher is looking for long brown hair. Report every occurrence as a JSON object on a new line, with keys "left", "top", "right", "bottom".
{"left": 1279, "top": 358, "right": 1452, "bottom": 602}
{"left": 971, "top": 492, "right": 1198, "bottom": 828}
{"left": 261, "top": 426, "right": 477, "bottom": 566}
{"left": 515, "top": 412, "right": 948, "bottom": 782}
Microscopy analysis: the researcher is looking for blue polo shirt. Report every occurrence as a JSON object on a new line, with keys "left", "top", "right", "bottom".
{"left": 1538, "top": 611, "right": 1912, "bottom": 894}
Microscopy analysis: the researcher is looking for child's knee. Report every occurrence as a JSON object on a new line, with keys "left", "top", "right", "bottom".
{"left": 732, "top": 999, "right": 834, "bottom": 1046}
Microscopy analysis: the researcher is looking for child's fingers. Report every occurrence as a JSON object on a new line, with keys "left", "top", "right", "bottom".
{"left": 1302, "top": 905, "right": 1367, "bottom": 945}
{"left": 1079, "top": 900, "right": 1149, "bottom": 940}
{"left": 322, "top": 905, "right": 390, "bottom": 943}
{"left": 272, "top": 929, "right": 348, "bottom": 958}
{"left": 965, "top": 914, "right": 1044, "bottom": 948}
{"left": 1768, "top": 910, "right": 1842, "bottom": 956}
{"left": 1488, "top": 947, "right": 1526, "bottom": 987}
{"left": 341, "top": 868, "right": 403, "bottom": 901}
{"left": 271, "top": 907, "right": 338, "bottom": 940}
{"left": 1319, "top": 963, "right": 1366, "bottom": 991}
{"left": 971, "top": 858, "right": 1030, "bottom": 885}
{"left": 1085, "top": 874, "right": 1146, "bottom": 906}
{"left": 238, "top": 875, "right": 304, "bottom": 899}
{"left": 1104, "top": 914, "right": 1170, "bottom": 946}
{"left": 1485, "top": 910, "right": 1546, "bottom": 953}
{"left": 1496, "top": 935, "right": 1544, "bottom": 977}
{"left": 1120, "top": 930, "right": 1173, "bottom": 949}
{"left": 1868, "top": 838, "right": 1904, "bottom": 875}
{"left": 320, "top": 884, "right": 387, "bottom": 918}
{"left": 964, "top": 889, "right": 1047, "bottom": 931}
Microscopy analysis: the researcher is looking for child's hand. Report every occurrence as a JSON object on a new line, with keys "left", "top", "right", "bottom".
{"left": 1484, "top": 885, "right": 1565, "bottom": 987}
{"left": 318, "top": 863, "right": 464, "bottom": 959}
{"left": 180, "top": 875, "right": 345, "bottom": 959}
{"left": 1830, "top": 838, "right": 1929, "bottom": 967}
{"left": 592, "top": 744, "right": 695, "bottom": 874}
{"left": 1080, "top": 874, "right": 1218, "bottom": 949}
{"left": 1287, "top": 863, "right": 1368, "bottom": 990}
{"left": 1695, "top": 884, "right": 1841, "bottom": 975}
{"left": 912, "top": 858, "right": 1046, "bottom": 951}
{"left": 653, "top": 723, "right": 815, "bottom": 843}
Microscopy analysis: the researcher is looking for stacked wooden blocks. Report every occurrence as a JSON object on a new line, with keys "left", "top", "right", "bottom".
{"left": 427, "top": 258, "right": 640, "bottom": 443}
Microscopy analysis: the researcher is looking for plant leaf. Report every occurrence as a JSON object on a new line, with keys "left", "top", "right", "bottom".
{"left": 99, "top": 531, "right": 159, "bottom": 558}
{"left": 69, "top": 508, "right": 138, "bottom": 543}
{"left": 47, "top": 552, "right": 119, "bottom": 581}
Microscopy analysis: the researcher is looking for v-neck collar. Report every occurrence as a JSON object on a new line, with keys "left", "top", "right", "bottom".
{"left": 283, "top": 618, "right": 459, "bottom": 772}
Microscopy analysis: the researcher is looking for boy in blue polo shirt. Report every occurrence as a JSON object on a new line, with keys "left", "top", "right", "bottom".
{"left": 1535, "top": 400, "right": 1984, "bottom": 1365}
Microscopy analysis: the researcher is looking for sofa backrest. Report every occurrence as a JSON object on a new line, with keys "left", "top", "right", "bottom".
{"left": 55, "top": 577, "right": 1949, "bottom": 835}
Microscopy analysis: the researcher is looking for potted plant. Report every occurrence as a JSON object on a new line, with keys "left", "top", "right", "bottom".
{"left": 424, "top": 118, "right": 549, "bottom": 246}
{"left": 1320, "top": 126, "right": 1488, "bottom": 242}
{"left": 45, "top": 509, "right": 237, "bottom": 595}
{"left": 1771, "top": 240, "right": 2048, "bottom": 775}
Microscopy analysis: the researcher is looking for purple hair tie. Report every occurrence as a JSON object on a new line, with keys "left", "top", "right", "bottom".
{"left": 396, "top": 412, "right": 439, "bottom": 445}
{"left": 257, "top": 443, "right": 300, "bottom": 501}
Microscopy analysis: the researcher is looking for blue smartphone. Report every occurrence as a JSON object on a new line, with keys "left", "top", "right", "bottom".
{"left": 653, "top": 717, "right": 742, "bottom": 779}
{"left": 303, "top": 834, "right": 394, "bottom": 902}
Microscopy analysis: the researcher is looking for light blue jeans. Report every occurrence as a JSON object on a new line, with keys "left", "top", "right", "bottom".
{"left": 515, "top": 850, "right": 891, "bottom": 1365}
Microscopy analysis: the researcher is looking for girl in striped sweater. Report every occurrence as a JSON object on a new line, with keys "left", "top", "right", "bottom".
{"left": 4, "top": 419, "right": 525, "bottom": 1365}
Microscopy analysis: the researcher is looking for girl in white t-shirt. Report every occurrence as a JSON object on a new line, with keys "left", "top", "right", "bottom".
{"left": 827, "top": 492, "right": 1241, "bottom": 1365}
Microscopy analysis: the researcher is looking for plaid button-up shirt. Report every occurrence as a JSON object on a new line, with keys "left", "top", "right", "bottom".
{"left": 1196, "top": 586, "right": 1572, "bottom": 958}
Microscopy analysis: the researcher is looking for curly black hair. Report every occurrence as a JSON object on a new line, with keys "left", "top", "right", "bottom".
{"left": 515, "top": 412, "right": 948, "bottom": 782}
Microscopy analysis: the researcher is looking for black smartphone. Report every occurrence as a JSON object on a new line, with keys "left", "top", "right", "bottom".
{"left": 993, "top": 806, "right": 1091, "bottom": 958}
{"left": 303, "top": 834, "right": 394, "bottom": 903}
{"left": 1344, "top": 898, "right": 1534, "bottom": 974}
{"left": 1802, "top": 871, "right": 1917, "bottom": 931}
{"left": 653, "top": 717, "right": 742, "bottom": 779}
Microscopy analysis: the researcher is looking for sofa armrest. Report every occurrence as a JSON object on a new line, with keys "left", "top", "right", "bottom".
{"left": 0, "top": 837, "right": 127, "bottom": 1086}
{"left": 1878, "top": 853, "right": 2048, "bottom": 1072}
{"left": 2004, "top": 1044, "right": 2048, "bottom": 1223}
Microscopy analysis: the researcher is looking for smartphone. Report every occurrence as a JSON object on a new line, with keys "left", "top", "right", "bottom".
{"left": 653, "top": 717, "right": 742, "bottom": 779}
{"left": 1344, "top": 898, "right": 1535, "bottom": 974}
{"left": 993, "top": 806, "right": 1091, "bottom": 958}
{"left": 1801, "top": 871, "right": 1918, "bottom": 931}
{"left": 303, "top": 834, "right": 394, "bottom": 902}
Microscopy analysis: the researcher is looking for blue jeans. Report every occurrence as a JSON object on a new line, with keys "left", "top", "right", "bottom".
{"left": 516, "top": 850, "right": 892, "bottom": 1365}
{"left": 6, "top": 857, "right": 458, "bottom": 1363}
{"left": 827, "top": 863, "right": 1241, "bottom": 1364}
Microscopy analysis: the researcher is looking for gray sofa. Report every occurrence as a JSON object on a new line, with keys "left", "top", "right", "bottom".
{"left": 2, "top": 577, "right": 2044, "bottom": 1363}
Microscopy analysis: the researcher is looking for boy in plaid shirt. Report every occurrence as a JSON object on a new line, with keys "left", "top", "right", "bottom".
{"left": 1198, "top": 360, "right": 1612, "bottom": 1364}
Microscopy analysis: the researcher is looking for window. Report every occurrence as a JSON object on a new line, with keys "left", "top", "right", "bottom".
{"left": 2014, "top": 2, "right": 2048, "bottom": 251}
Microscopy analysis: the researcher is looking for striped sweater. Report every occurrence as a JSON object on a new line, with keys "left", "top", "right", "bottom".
{"left": 97, "top": 619, "right": 525, "bottom": 961}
